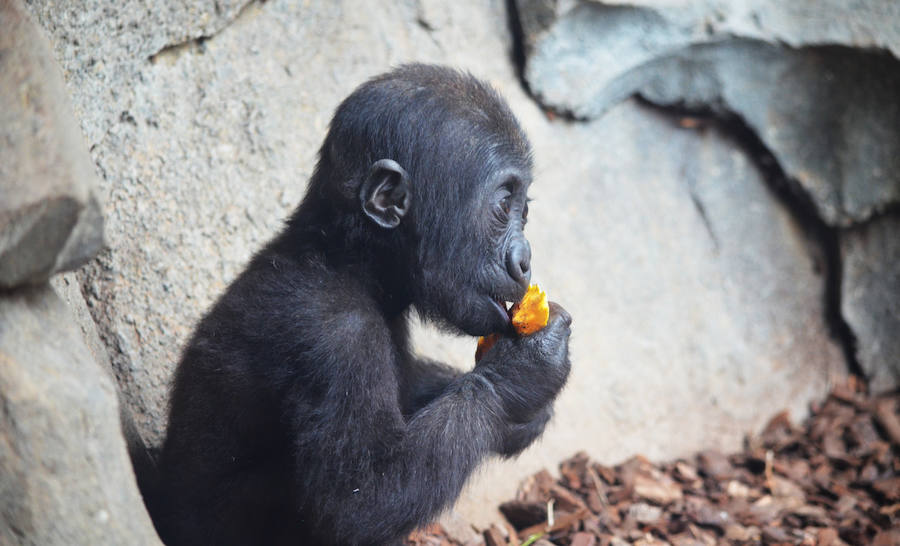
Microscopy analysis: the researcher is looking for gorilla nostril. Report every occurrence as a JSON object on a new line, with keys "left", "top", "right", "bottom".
{"left": 507, "top": 242, "right": 532, "bottom": 286}
{"left": 519, "top": 258, "right": 531, "bottom": 286}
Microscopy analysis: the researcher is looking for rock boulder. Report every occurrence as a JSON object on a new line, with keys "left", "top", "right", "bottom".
{"left": 0, "top": 0, "right": 103, "bottom": 288}
{"left": 0, "top": 285, "right": 161, "bottom": 545}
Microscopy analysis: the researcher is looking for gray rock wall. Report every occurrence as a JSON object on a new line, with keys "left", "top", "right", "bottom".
{"left": 519, "top": 2, "right": 900, "bottom": 227}
{"left": 0, "top": 0, "right": 103, "bottom": 288}
{"left": 0, "top": 1, "right": 159, "bottom": 543}
{"left": 0, "top": 286, "right": 160, "bottom": 546}
{"left": 841, "top": 215, "right": 900, "bottom": 391}
{"left": 2, "top": 0, "right": 896, "bottom": 537}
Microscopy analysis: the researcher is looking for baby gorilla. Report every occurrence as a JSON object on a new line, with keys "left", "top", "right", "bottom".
{"left": 152, "top": 64, "right": 571, "bottom": 545}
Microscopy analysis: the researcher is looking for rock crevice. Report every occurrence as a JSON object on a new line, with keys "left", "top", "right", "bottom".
{"left": 147, "top": 0, "right": 262, "bottom": 64}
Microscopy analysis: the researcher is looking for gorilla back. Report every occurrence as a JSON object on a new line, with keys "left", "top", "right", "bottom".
{"left": 153, "top": 64, "right": 571, "bottom": 545}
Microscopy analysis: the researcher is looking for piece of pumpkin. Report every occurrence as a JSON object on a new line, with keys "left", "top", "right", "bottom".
{"left": 510, "top": 284, "right": 549, "bottom": 336}
{"left": 475, "top": 284, "right": 549, "bottom": 361}
{"left": 475, "top": 333, "right": 500, "bottom": 362}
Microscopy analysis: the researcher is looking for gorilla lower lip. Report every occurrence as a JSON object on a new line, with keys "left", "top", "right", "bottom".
{"left": 493, "top": 299, "right": 512, "bottom": 319}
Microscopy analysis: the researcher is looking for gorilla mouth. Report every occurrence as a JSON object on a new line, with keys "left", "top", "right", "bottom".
{"left": 491, "top": 298, "right": 514, "bottom": 323}
{"left": 488, "top": 283, "right": 527, "bottom": 328}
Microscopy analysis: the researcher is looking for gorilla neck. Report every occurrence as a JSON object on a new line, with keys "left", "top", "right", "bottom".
{"left": 278, "top": 190, "right": 414, "bottom": 318}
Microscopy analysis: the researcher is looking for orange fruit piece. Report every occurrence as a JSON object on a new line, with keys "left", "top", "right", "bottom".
{"left": 475, "top": 284, "right": 549, "bottom": 361}
{"left": 510, "top": 284, "right": 549, "bottom": 336}
{"left": 475, "top": 333, "right": 499, "bottom": 362}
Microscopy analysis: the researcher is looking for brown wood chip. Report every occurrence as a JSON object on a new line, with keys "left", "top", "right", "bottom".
{"left": 407, "top": 381, "right": 898, "bottom": 546}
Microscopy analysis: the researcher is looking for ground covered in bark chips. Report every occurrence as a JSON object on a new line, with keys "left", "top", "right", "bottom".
{"left": 406, "top": 380, "right": 900, "bottom": 545}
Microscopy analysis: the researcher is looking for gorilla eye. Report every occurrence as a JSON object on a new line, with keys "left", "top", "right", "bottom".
{"left": 500, "top": 195, "right": 511, "bottom": 215}
{"left": 523, "top": 201, "right": 529, "bottom": 220}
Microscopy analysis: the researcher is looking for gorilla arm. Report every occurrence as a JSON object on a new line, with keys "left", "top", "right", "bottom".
{"left": 285, "top": 311, "right": 505, "bottom": 544}
{"left": 287, "top": 302, "right": 570, "bottom": 544}
{"left": 398, "top": 356, "right": 463, "bottom": 417}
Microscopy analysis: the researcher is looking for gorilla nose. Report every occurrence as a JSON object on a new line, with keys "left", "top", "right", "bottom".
{"left": 507, "top": 241, "right": 532, "bottom": 287}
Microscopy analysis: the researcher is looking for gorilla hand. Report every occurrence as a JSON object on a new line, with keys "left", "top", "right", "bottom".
{"left": 474, "top": 302, "right": 571, "bottom": 448}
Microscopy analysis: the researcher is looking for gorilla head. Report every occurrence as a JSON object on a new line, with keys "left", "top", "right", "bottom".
{"left": 300, "top": 65, "right": 534, "bottom": 335}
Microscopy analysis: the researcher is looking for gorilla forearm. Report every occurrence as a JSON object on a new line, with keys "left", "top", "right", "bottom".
{"left": 294, "top": 373, "right": 503, "bottom": 544}
{"left": 399, "top": 357, "right": 462, "bottom": 416}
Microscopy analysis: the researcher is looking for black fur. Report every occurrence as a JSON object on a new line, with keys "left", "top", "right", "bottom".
{"left": 151, "top": 64, "right": 571, "bottom": 545}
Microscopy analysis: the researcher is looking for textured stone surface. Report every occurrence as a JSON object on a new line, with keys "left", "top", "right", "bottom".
{"left": 23, "top": 0, "right": 250, "bottom": 145}
{"left": 841, "top": 215, "right": 900, "bottom": 393}
{"left": 0, "top": 285, "right": 161, "bottom": 545}
{"left": 0, "top": 0, "right": 103, "bottom": 288}
{"left": 50, "top": 272, "right": 159, "bottom": 492}
{"left": 515, "top": 0, "right": 900, "bottom": 58}
{"left": 517, "top": 0, "right": 900, "bottom": 226}
{"left": 635, "top": 42, "right": 900, "bottom": 227}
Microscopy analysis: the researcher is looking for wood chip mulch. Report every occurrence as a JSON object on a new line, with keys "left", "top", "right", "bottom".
{"left": 406, "top": 380, "right": 900, "bottom": 545}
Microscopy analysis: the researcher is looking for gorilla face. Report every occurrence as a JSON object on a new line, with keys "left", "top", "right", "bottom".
{"left": 404, "top": 110, "right": 534, "bottom": 337}
{"left": 408, "top": 157, "right": 534, "bottom": 337}
{"left": 466, "top": 168, "right": 533, "bottom": 336}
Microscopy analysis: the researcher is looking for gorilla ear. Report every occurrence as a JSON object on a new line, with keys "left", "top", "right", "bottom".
{"left": 360, "top": 159, "right": 411, "bottom": 229}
